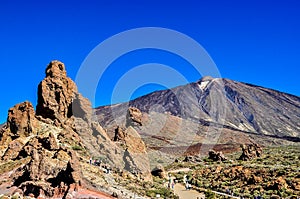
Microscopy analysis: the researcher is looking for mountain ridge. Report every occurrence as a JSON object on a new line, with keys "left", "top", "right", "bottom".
{"left": 95, "top": 76, "right": 300, "bottom": 150}
{"left": 96, "top": 77, "right": 300, "bottom": 109}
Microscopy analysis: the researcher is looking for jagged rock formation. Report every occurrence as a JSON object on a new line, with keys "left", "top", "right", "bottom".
{"left": 8, "top": 102, "right": 39, "bottom": 137}
{"left": 113, "top": 126, "right": 126, "bottom": 142}
{"left": 208, "top": 150, "right": 227, "bottom": 162}
{"left": 36, "top": 61, "right": 77, "bottom": 125}
{"left": 115, "top": 125, "right": 152, "bottom": 181}
{"left": 0, "top": 60, "right": 152, "bottom": 198}
{"left": 0, "top": 101, "right": 84, "bottom": 197}
{"left": 239, "top": 143, "right": 263, "bottom": 161}
{"left": 126, "top": 107, "right": 143, "bottom": 127}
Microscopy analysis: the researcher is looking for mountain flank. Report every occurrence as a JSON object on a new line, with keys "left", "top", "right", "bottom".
{"left": 95, "top": 76, "right": 300, "bottom": 156}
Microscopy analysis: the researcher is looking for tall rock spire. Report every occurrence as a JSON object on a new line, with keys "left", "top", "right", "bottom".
{"left": 36, "top": 60, "right": 77, "bottom": 124}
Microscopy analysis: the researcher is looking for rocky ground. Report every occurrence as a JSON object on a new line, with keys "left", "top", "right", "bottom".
{"left": 164, "top": 145, "right": 300, "bottom": 198}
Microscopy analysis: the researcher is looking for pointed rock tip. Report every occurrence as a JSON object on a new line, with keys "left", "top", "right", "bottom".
{"left": 198, "top": 76, "right": 214, "bottom": 82}
{"left": 45, "top": 60, "right": 67, "bottom": 78}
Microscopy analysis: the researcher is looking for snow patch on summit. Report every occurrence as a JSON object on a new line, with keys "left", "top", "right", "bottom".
{"left": 199, "top": 81, "right": 210, "bottom": 90}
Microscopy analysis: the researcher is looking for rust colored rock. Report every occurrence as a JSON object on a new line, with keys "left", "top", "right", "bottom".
{"left": 1, "top": 139, "right": 24, "bottom": 160}
{"left": 208, "top": 149, "right": 227, "bottom": 161}
{"left": 68, "top": 150, "right": 84, "bottom": 186}
{"left": 38, "top": 132, "right": 59, "bottom": 151}
{"left": 113, "top": 126, "right": 126, "bottom": 142}
{"left": 239, "top": 143, "right": 263, "bottom": 161}
{"left": 36, "top": 60, "right": 77, "bottom": 125}
{"left": 122, "top": 127, "right": 152, "bottom": 181}
{"left": 126, "top": 107, "right": 143, "bottom": 127}
{"left": 7, "top": 101, "right": 39, "bottom": 138}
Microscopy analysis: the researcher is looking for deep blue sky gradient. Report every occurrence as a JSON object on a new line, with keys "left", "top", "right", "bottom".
{"left": 1, "top": 0, "right": 300, "bottom": 123}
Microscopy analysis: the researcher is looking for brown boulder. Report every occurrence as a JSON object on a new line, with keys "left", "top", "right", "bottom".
{"left": 7, "top": 101, "right": 39, "bottom": 138}
{"left": 126, "top": 107, "right": 143, "bottom": 127}
{"left": 1, "top": 139, "right": 24, "bottom": 160}
{"left": 208, "top": 149, "right": 227, "bottom": 161}
{"left": 113, "top": 126, "right": 126, "bottom": 142}
{"left": 151, "top": 164, "right": 166, "bottom": 178}
{"left": 184, "top": 155, "right": 202, "bottom": 163}
{"left": 239, "top": 143, "right": 263, "bottom": 161}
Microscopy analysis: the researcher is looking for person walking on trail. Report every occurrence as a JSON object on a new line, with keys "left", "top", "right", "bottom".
{"left": 168, "top": 174, "right": 172, "bottom": 189}
{"left": 89, "top": 157, "right": 92, "bottom": 164}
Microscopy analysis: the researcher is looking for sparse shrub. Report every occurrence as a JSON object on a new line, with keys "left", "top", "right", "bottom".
{"left": 146, "top": 187, "right": 178, "bottom": 198}
{"left": 205, "top": 189, "right": 216, "bottom": 199}
{"left": 72, "top": 144, "right": 83, "bottom": 150}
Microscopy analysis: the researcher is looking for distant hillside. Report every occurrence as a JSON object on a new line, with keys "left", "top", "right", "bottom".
{"left": 95, "top": 77, "right": 300, "bottom": 150}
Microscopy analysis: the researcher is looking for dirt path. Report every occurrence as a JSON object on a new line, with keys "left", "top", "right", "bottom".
{"left": 168, "top": 168, "right": 240, "bottom": 199}
{"left": 173, "top": 183, "right": 205, "bottom": 199}
{"left": 168, "top": 168, "right": 191, "bottom": 173}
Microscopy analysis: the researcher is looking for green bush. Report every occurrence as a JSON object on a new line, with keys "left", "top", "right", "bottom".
{"left": 146, "top": 187, "right": 178, "bottom": 198}
{"left": 72, "top": 144, "right": 84, "bottom": 151}
{"left": 205, "top": 190, "right": 216, "bottom": 199}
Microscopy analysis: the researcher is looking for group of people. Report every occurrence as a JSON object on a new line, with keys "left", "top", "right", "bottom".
{"left": 166, "top": 174, "right": 192, "bottom": 190}
{"left": 89, "top": 157, "right": 111, "bottom": 174}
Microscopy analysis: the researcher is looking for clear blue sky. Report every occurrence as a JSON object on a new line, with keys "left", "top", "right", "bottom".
{"left": 1, "top": 0, "right": 300, "bottom": 123}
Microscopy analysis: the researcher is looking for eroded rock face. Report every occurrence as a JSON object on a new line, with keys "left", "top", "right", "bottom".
{"left": 122, "top": 127, "right": 152, "bottom": 181}
{"left": 0, "top": 60, "right": 153, "bottom": 198}
{"left": 7, "top": 101, "right": 39, "bottom": 138}
{"left": 0, "top": 127, "right": 84, "bottom": 198}
{"left": 126, "top": 107, "right": 143, "bottom": 127}
{"left": 239, "top": 143, "right": 263, "bottom": 161}
{"left": 36, "top": 60, "right": 77, "bottom": 125}
{"left": 113, "top": 126, "right": 126, "bottom": 142}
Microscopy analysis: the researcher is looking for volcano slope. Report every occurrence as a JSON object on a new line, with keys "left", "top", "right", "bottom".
{"left": 95, "top": 76, "right": 300, "bottom": 159}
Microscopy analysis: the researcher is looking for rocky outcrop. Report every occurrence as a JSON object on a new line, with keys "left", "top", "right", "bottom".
{"left": 112, "top": 123, "right": 152, "bottom": 181}
{"left": 184, "top": 155, "right": 202, "bottom": 163}
{"left": 113, "top": 126, "right": 126, "bottom": 142}
{"left": 0, "top": 124, "right": 84, "bottom": 198}
{"left": 151, "top": 164, "right": 166, "bottom": 178}
{"left": 36, "top": 60, "right": 77, "bottom": 125}
{"left": 116, "top": 126, "right": 152, "bottom": 181}
{"left": 0, "top": 60, "right": 154, "bottom": 198}
{"left": 239, "top": 143, "right": 263, "bottom": 161}
{"left": 7, "top": 102, "right": 39, "bottom": 139}
{"left": 126, "top": 107, "right": 143, "bottom": 127}
{"left": 0, "top": 101, "right": 39, "bottom": 154}
{"left": 208, "top": 149, "right": 227, "bottom": 161}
